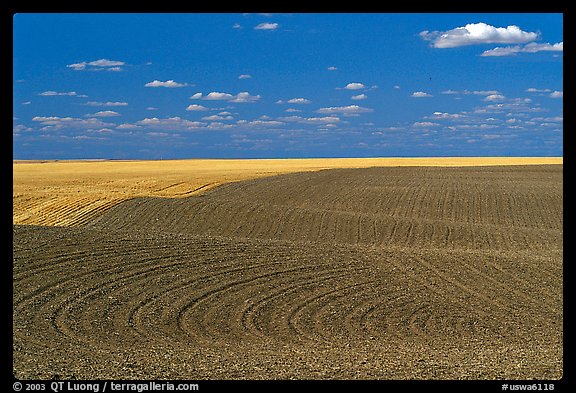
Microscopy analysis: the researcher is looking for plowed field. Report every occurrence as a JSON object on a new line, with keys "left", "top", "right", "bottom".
{"left": 13, "top": 164, "right": 563, "bottom": 380}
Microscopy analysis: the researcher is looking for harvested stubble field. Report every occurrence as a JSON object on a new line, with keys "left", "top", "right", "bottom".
{"left": 13, "top": 158, "right": 563, "bottom": 380}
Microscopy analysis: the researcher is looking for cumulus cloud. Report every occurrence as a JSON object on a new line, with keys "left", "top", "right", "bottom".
{"left": 287, "top": 98, "right": 311, "bottom": 104}
{"left": 88, "top": 59, "right": 124, "bottom": 67}
{"left": 413, "top": 121, "right": 441, "bottom": 127}
{"left": 201, "top": 115, "right": 234, "bottom": 121}
{"left": 254, "top": 22, "right": 279, "bottom": 30}
{"left": 481, "top": 42, "right": 563, "bottom": 57}
{"left": 316, "top": 105, "right": 373, "bottom": 115}
{"left": 441, "top": 89, "right": 500, "bottom": 96}
{"left": 278, "top": 115, "right": 341, "bottom": 125}
{"left": 230, "top": 92, "right": 261, "bottom": 103}
{"left": 301, "top": 117, "right": 341, "bottom": 125}
{"left": 411, "top": 91, "right": 433, "bottom": 98}
{"left": 420, "top": 23, "right": 538, "bottom": 48}
{"left": 145, "top": 80, "right": 188, "bottom": 88}
{"left": 191, "top": 91, "right": 260, "bottom": 103}
{"left": 236, "top": 120, "right": 285, "bottom": 127}
{"left": 549, "top": 91, "right": 563, "bottom": 98}
{"left": 483, "top": 94, "right": 506, "bottom": 102}
{"left": 84, "top": 101, "right": 128, "bottom": 107}
{"left": 87, "top": 110, "right": 121, "bottom": 117}
{"left": 327, "top": 66, "right": 338, "bottom": 71}
{"left": 531, "top": 116, "right": 563, "bottom": 122}
{"left": 136, "top": 117, "right": 205, "bottom": 130}
{"left": 429, "top": 111, "right": 464, "bottom": 120}
{"left": 116, "top": 123, "right": 142, "bottom": 130}
{"left": 344, "top": 82, "right": 366, "bottom": 90}
{"left": 39, "top": 91, "right": 87, "bottom": 97}
{"left": 238, "top": 74, "right": 252, "bottom": 79}
{"left": 203, "top": 92, "right": 234, "bottom": 100}
{"left": 31, "top": 116, "right": 114, "bottom": 130}
{"left": 67, "top": 59, "right": 125, "bottom": 71}
{"left": 351, "top": 94, "right": 367, "bottom": 100}
{"left": 186, "top": 104, "right": 209, "bottom": 111}
{"left": 526, "top": 88, "right": 552, "bottom": 93}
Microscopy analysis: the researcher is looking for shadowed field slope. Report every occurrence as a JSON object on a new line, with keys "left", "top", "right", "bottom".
{"left": 13, "top": 165, "right": 562, "bottom": 380}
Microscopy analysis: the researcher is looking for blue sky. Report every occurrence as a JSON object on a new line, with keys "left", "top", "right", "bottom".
{"left": 13, "top": 13, "right": 563, "bottom": 159}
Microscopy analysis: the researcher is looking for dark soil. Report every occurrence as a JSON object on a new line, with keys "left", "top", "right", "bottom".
{"left": 13, "top": 165, "right": 563, "bottom": 379}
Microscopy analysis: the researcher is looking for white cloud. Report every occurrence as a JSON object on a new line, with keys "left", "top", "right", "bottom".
{"left": 186, "top": 104, "right": 209, "bottom": 111}
{"left": 483, "top": 94, "right": 506, "bottom": 102}
{"left": 420, "top": 23, "right": 538, "bottom": 48}
{"left": 287, "top": 98, "right": 311, "bottom": 104}
{"left": 146, "top": 107, "right": 158, "bottom": 111}
{"left": 88, "top": 110, "right": 121, "bottom": 117}
{"left": 206, "top": 122, "right": 234, "bottom": 130}
{"left": 230, "top": 92, "right": 261, "bottom": 103}
{"left": 413, "top": 121, "right": 441, "bottom": 127}
{"left": 116, "top": 123, "right": 142, "bottom": 130}
{"left": 67, "top": 59, "right": 125, "bottom": 71}
{"left": 39, "top": 91, "right": 85, "bottom": 97}
{"left": 316, "top": 105, "right": 373, "bottom": 115}
{"left": 285, "top": 108, "right": 301, "bottom": 113}
{"left": 31, "top": 116, "right": 114, "bottom": 130}
{"left": 351, "top": 94, "right": 367, "bottom": 100}
{"left": 136, "top": 117, "right": 205, "bottom": 130}
{"left": 278, "top": 116, "right": 341, "bottom": 125}
{"left": 232, "top": 23, "right": 242, "bottom": 29}
{"left": 549, "top": 91, "right": 563, "bottom": 98}
{"left": 302, "top": 117, "right": 341, "bottom": 124}
{"left": 204, "top": 92, "right": 234, "bottom": 100}
{"left": 192, "top": 91, "right": 260, "bottom": 103}
{"left": 32, "top": 116, "right": 71, "bottom": 122}
{"left": 327, "top": 66, "right": 338, "bottom": 71}
{"left": 88, "top": 59, "right": 125, "bottom": 67}
{"left": 201, "top": 115, "right": 234, "bottom": 121}
{"left": 411, "top": 91, "right": 433, "bottom": 98}
{"left": 13, "top": 124, "right": 33, "bottom": 133}
{"left": 145, "top": 80, "right": 188, "bottom": 88}
{"left": 526, "top": 88, "right": 552, "bottom": 93}
{"left": 472, "top": 90, "right": 501, "bottom": 96}
{"left": 441, "top": 89, "right": 500, "bottom": 96}
{"left": 66, "top": 62, "right": 87, "bottom": 71}
{"left": 237, "top": 120, "right": 285, "bottom": 127}
{"left": 255, "top": 22, "right": 279, "bottom": 30}
{"left": 531, "top": 116, "right": 563, "bottom": 122}
{"left": 481, "top": 42, "right": 563, "bottom": 57}
{"left": 429, "top": 112, "right": 463, "bottom": 120}
{"left": 344, "top": 82, "right": 365, "bottom": 90}
{"left": 84, "top": 101, "right": 128, "bottom": 107}
{"left": 238, "top": 74, "right": 252, "bottom": 79}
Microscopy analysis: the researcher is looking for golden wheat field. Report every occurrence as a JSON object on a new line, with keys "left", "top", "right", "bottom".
{"left": 13, "top": 157, "right": 563, "bottom": 380}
